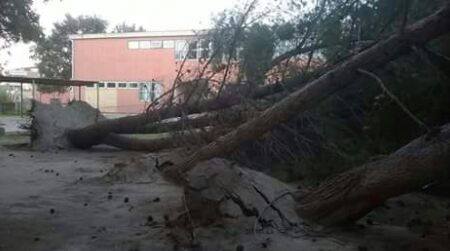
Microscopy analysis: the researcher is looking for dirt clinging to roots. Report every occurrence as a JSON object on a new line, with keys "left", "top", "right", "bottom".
{"left": 31, "top": 101, "right": 102, "bottom": 150}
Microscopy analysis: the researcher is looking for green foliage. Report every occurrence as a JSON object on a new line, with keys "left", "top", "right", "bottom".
{"left": 294, "top": 0, "right": 450, "bottom": 182}
{"left": 33, "top": 14, "right": 107, "bottom": 93}
{"left": 208, "top": 9, "right": 243, "bottom": 69}
{"left": 0, "top": 0, "right": 42, "bottom": 44}
{"left": 208, "top": 8, "right": 277, "bottom": 85}
{"left": 221, "top": 0, "right": 450, "bottom": 183}
{"left": 314, "top": 0, "right": 446, "bottom": 62}
{"left": 240, "top": 24, "right": 275, "bottom": 85}
{"left": 0, "top": 88, "right": 12, "bottom": 103}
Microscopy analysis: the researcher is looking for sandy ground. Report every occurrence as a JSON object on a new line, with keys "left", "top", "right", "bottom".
{"left": 0, "top": 146, "right": 184, "bottom": 251}
{"left": 0, "top": 146, "right": 340, "bottom": 251}
{"left": 0, "top": 143, "right": 449, "bottom": 251}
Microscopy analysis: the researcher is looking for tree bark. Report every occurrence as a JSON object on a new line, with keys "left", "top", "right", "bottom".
{"left": 269, "top": 44, "right": 327, "bottom": 70}
{"left": 295, "top": 123, "right": 450, "bottom": 226}
{"left": 162, "top": 3, "right": 450, "bottom": 179}
{"left": 103, "top": 128, "right": 230, "bottom": 152}
{"left": 129, "top": 103, "right": 265, "bottom": 135}
{"left": 67, "top": 73, "right": 314, "bottom": 149}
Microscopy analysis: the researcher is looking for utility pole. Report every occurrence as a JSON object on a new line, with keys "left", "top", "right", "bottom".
{"left": 96, "top": 83, "right": 100, "bottom": 109}
{"left": 20, "top": 82, "right": 23, "bottom": 117}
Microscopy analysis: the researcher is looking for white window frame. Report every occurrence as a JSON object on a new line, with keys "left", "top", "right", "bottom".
{"left": 163, "top": 40, "right": 175, "bottom": 48}
{"left": 175, "top": 40, "right": 188, "bottom": 60}
{"left": 139, "top": 40, "right": 151, "bottom": 49}
{"left": 139, "top": 81, "right": 164, "bottom": 102}
{"left": 149, "top": 40, "right": 162, "bottom": 49}
{"left": 128, "top": 41, "right": 139, "bottom": 49}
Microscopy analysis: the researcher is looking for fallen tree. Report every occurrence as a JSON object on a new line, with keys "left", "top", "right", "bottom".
{"left": 66, "top": 72, "right": 319, "bottom": 149}
{"left": 162, "top": 2, "right": 450, "bottom": 180}
{"left": 128, "top": 102, "right": 265, "bottom": 135}
{"left": 295, "top": 123, "right": 450, "bottom": 226}
{"left": 103, "top": 128, "right": 231, "bottom": 152}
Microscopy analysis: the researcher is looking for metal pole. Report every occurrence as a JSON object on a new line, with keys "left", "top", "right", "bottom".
{"left": 96, "top": 83, "right": 99, "bottom": 110}
{"left": 20, "top": 82, "right": 23, "bottom": 117}
{"left": 32, "top": 80, "right": 36, "bottom": 99}
{"left": 78, "top": 85, "right": 81, "bottom": 100}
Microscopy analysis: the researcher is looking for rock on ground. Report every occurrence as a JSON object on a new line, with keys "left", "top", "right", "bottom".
{"left": 185, "top": 158, "right": 299, "bottom": 226}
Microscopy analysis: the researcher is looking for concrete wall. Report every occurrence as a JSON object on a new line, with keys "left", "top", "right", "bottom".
{"left": 72, "top": 36, "right": 201, "bottom": 113}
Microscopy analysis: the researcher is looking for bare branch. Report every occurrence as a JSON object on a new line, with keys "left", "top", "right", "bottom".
{"left": 357, "top": 68, "right": 430, "bottom": 132}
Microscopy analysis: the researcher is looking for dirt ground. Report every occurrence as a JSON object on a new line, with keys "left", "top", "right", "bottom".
{"left": 0, "top": 143, "right": 449, "bottom": 251}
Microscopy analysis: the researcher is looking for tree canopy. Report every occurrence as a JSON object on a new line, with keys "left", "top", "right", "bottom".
{"left": 32, "top": 14, "right": 107, "bottom": 92}
{"left": 112, "top": 22, "right": 146, "bottom": 33}
{"left": 201, "top": 0, "right": 450, "bottom": 182}
{"left": 0, "top": 0, "right": 42, "bottom": 44}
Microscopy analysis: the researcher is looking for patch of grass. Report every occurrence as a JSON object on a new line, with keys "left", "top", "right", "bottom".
{"left": 0, "top": 113, "right": 20, "bottom": 117}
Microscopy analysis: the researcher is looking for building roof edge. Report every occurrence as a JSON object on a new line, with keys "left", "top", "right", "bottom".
{"left": 69, "top": 29, "right": 208, "bottom": 40}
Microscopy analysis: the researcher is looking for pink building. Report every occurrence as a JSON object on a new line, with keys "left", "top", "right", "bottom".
{"left": 70, "top": 30, "right": 209, "bottom": 114}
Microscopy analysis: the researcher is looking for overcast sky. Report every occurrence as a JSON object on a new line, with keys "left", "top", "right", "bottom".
{"left": 1, "top": 0, "right": 245, "bottom": 71}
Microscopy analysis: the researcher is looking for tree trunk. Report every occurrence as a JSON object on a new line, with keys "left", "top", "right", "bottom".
{"left": 67, "top": 73, "right": 314, "bottom": 149}
{"left": 103, "top": 128, "right": 230, "bottom": 152}
{"left": 161, "top": 3, "right": 450, "bottom": 180}
{"left": 295, "top": 123, "right": 450, "bottom": 226}
{"left": 129, "top": 103, "right": 264, "bottom": 135}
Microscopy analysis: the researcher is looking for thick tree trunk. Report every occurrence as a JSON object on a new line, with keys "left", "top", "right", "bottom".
{"left": 103, "top": 128, "right": 230, "bottom": 152}
{"left": 130, "top": 103, "right": 264, "bottom": 135}
{"left": 295, "top": 123, "right": 450, "bottom": 226}
{"left": 162, "top": 3, "right": 450, "bottom": 180}
{"left": 67, "top": 73, "right": 314, "bottom": 149}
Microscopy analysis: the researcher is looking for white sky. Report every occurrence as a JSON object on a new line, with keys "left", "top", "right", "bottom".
{"left": 0, "top": 0, "right": 245, "bottom": 71}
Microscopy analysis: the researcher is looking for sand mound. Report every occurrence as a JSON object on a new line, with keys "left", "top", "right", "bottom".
{"left": 100, "top": 155, "right": 159, "bottom": 184}
{"left": 31, "top": 101, "right": 102, "bottom": 150}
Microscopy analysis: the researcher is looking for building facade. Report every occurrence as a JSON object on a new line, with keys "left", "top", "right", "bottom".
{"left": 70, "top": 30, "right": 209, "bottom": 114}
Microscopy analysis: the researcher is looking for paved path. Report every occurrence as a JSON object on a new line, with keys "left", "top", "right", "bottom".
{"left": 0, "top": 116, "right": 28, "bottom": 133}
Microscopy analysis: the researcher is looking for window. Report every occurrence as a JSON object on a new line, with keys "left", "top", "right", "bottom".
{"left": 128, "top": 41, "right": 139, "bottom": 49}
{"left": 187, "top": 41, "right": 198, "bottom": 59}
{"left": 163, "top": 40, "right": 175, "bottom": 48}
{"left": 107, "top": 82, "right": 116, "bottom": 88}
{"left": 129, "top": 40, "right": 163, "bottom": 50}
{"left": 86, "top": 84, "right": 94, "bottom": 88}
{"left": 175, "top": 40, "right": 188, "bottom": 60}
{"left": 139, "top": 82, "right": 163, "bottom": 102}
{"left": 128, "top": 83, "right": 138, "bottom": 88}
{"left": 200, "top": 40, "right": 211, "bottom": 59}
{"left": 139, "top": 40, "right": 151, "bottom": 49}
{"left": 118, "top": 83, "right": 127, "bottom": 88}
{"left": 97, "top": 83, "right": 105, "bottom": 88}
{"left": 149, "top": 40, "right": 162, "bottom": 48}
{"left": 175, "top": 40, "right": 205, "bottom": 60}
